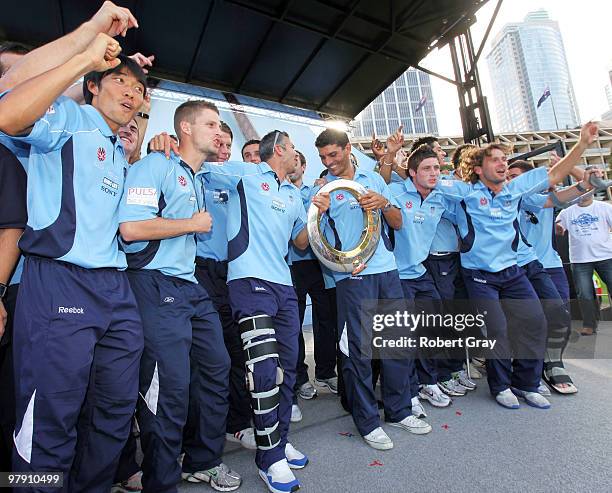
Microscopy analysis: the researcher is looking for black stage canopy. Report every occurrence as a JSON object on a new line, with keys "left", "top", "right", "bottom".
{"left": 0, "top": 0, "right": 488, "bottom": 119}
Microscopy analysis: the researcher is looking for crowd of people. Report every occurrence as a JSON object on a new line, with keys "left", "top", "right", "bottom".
{"left": 0, "top": 2, "right": 609, "bottom": 493}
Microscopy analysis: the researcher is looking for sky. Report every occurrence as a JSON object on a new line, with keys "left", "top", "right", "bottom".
{"left": 419, "top": 0, "right": 612, "bottom": 136}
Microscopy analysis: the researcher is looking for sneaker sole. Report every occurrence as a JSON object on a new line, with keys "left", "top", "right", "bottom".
{"left": 258, "top": 470, "right": 300, "bottom": 493}
{"left": 313, "top": 380, "right": 338, "bottom": 394}
{"left": 182, "top": 472, "right": 241, "bottom": 491}
{"left": 287, "top": 457, "right": 309, "bottom": 469}
{"left": 387, "top": 421, "right": 432, "bottom": 435}
{"left": 297, "top": 392, "right": 317, "bottom": 400}
{"left": 363, "top": 438, "right": 394, "bottom": 450}
{"left": 437, "top": 385, "right": 465, "bottom": 397}
{"left": 419, "top": 391, "right": 452, "bottom": 407}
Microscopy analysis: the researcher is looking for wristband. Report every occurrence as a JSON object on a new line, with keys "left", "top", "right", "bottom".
{"left": 576, "top": 181, "right": 588, "bottom": 193}
{"left": 0, "top": 282, "right": 7, "bottom": 299}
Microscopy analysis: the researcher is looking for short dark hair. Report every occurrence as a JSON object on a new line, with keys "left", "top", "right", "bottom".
{"left": 0, "top": 41, "right": 29, "bottom": 75}
{"left": 83, "top": 54, "right": 147, "bottom": 105}
{"left": 407, "top": 144, "right": 438, "bottom": 173}
{"left": 315, "top": 129, "right": 349, "bottom": 149}
{"left": 260, "top": 130, "right": 289, "bottom": 162}
{"left": 173, "top": 100, "right": 219, "bottom": 137}
{"left": 410, "top": 136, "right": 437, "bottom": 153}
{"left": 451, "top": 144, "right": 477, "bottom": 170}
{"left": 241, "top": 139, "right": 260, "bottom": 158}
{"left": 508, "top": 159, "right": 534, "bottom": 174}
{"left": 296, "top": 150, "right": 306, "bottom": 166}
{"left": 220, "top": 121, "right": 233, "bottom": 140}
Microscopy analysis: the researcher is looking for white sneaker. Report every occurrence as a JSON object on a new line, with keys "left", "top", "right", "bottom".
{"left": 226, "top": 427, "right": 257, "bottom": 450}
{"left": 362, "top": 427, "right": 393, "bottom": 450}
{"left": 438, "top": 378, "right": 466, "bottom": 397}
{"left": 290, "top": 404, "right": 302, "bottom": 423}
{"left": 419, "top": 384, "right": 452, "bottom": 407}
{"left": 453, "top": 370, "right": 477, "bottom": 391}
{"left": 259, "top": 459, "right": 300, "bottom": 493}
{"left": 388, "top": 415, "right": 432, "bottom": 435}
{"left": 511, "top": 387, "right": 551, "bottom": 409}
{"left": 285, "top": 443, "right": 308, "bottom": 469}
{"left": 537, "top": 380, "right": 551, "bottom": 396}
{"left": 495, "top": 388, "right": 520, "bottom": 409}
{"left": 411, "top": 396, "right": 427, "bottom": 418}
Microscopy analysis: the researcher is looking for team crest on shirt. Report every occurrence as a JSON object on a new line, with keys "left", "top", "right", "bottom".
{"left": 406, "top": 201, "right": 413, "bottom": 209}
{"left": 336, "top": 193, "right": 345, "bottom": 200}
{"left": 479, "top": 197, "right": 488, "bottom": 206}
{"left": 178, "top": 176, "right": 187, "bottom": 187}
{"left": 97, "top": 147, "right": 106, "bottom": 162}
{"left": 213, "top": 189, "right": 229, "bottom": 204}
{"left": 261, "top": 182, "right": 270, "bottom": 192}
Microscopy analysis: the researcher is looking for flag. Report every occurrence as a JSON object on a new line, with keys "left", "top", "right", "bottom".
{"left": 414, "top": 95, "right": 427, "bottom": 113}
{"left": 537, "top": 87, "right": 551, "bottom": 108}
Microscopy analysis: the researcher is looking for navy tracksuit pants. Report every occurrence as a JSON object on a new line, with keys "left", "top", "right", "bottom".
{"left": 128, "top": 270, "right": 230, "bottom": 493}
{"left": 544, "top": 266, "right": 571, "bottom": 356}
{"left": 228, "top": 278, "right": 300, "bottom": 471}
{"left": 195, "top": 257, "right": 252, "bottom": 434}
{"left": 424, "top": 253, "right": 465, "bottom": 379}
{"left": 461, "top": 264, "right": 546, "bottom": 395}
{"left": 336, "top": 270, "right": 412, "bottom": 437}
{"left": 290, "top": 259, "right": 337, "bottom": 388}
{"left": 0, "top": 284, "right": 18, "bottom": 479}
{"left": 12, "top": 256, "right": 143, "bottom": 493}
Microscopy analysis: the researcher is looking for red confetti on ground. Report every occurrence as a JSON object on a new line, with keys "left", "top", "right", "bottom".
{"left": 455, "top": 411, "right": 462, "bottom": 416}
{"left": 369, "top": 460, "right": 383, "bottom": 466}
{"left": 338, "top": 432, "right": 354, "bottom": 437}
{"left": 441, "top": 424, "right": 449, "bottom": 430}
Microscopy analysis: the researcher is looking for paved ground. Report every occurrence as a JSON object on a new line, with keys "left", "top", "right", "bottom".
{"left": 176, "top": 324, "right": 612, "bottom": 493}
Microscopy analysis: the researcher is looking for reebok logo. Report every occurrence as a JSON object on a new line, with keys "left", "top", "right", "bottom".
{"left": 58, "top": 306, "right": 84, "bottom": 314}
{"left": 254, "top": 287, "right": 266, "bottom": 292}
{"left": 473, "top": 278, "right": 487, "bottom": 284}
{"left": 163, "top": 297, "right": 175, "bottom": 303}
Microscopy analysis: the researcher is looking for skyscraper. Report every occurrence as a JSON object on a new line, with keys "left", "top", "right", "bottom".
{"left": 486, "top": 9, "right": 580, "bottom": 132}
{"left": 351, "top": 68, "right": 438, "bottom": 139}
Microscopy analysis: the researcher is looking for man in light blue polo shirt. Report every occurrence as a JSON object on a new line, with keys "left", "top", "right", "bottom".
{"left": 437, "top": 122, "right": 598, "bottom": 409}
{"left": 390, "top": 145, "right": 468, "bottom": 414}
{"left": 314, "top": 128, "right": 429, "bottom": 451}
{"left": 508, "top": 159, "right": 595, "bottom": 395}
{"left": 119, "top": 100, "right": 241, "bottom": 492}
{"left": 0, "top": 33, "right": 146, "bottom": 489}
{"left": 204, "top": 130, "right": 313, "bottom": 493}
{"left": 195, "top": 122, "right": 257, "bottom": 451}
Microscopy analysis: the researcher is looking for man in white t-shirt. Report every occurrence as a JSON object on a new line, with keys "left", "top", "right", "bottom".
{"left": 556, "top": 195, "right": 612, "bottom": 335}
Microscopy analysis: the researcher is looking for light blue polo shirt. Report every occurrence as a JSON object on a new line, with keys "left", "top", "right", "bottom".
{"left": 520, "top": 192, "right": 563, "bottom": 269}
{"left": 320, "top": 167, "right": 400, "bottom": 283}
{"left": 390, "top": 178, "right": 451, "bottom": 279}
{"left": 1, "top": 95, "right": 128, "bottom": 269}
{"left": 119, "top": 152, "right": 203, "bottom": 282}
{"left": 437, "top": 166, "right": 549, "bottom": 272}
{"left": 429, "top": 175, "right": 460, "bottom": 254}
{"left": 288, "top": 183, "right": 316, "bottom": 264}
{"left": 203, "top": 161, "right": 307, "bottom": 286}
{"left": 196, "top": 168, "right": 231, "bottom": 262}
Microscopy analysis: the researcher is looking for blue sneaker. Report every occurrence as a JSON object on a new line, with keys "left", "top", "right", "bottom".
{"left": 285, "top": 443, "right": 308, "bottom": 469}
{"left": 259, "top": 459, "right": 300, "bottom": 493}
{"left": 511, "top": 387, "right": 551, "bottom": 409}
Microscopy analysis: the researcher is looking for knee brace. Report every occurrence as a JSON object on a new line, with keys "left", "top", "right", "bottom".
{"left": 239, "top": 314, "right": 284, "bottom": 450}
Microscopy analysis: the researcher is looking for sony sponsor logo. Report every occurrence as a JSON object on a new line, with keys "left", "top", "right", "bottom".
{"left": 58, "top": 306, "right": 85, "bottom": 314}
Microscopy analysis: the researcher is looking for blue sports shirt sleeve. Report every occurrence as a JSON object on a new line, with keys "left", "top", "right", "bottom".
{"left": 1, "top": 95, "right": 83, "bottom": 152}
